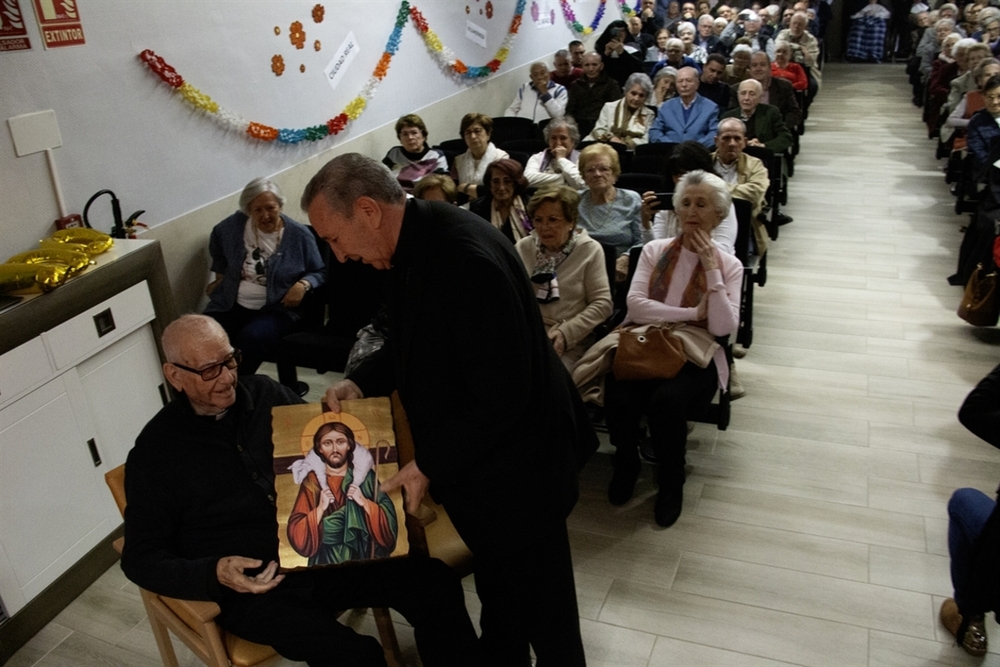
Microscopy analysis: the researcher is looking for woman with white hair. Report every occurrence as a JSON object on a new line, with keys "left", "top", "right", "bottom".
{"left": 917, "top": 17, "right": 958, "bottom": 80}
{"left": 651, "top": 66, "right": 679, "bottom": 106}
{"left": 649, "top": 37, "right": 700, "bottom": 77}
{"left": 676, "top": 22, "right": 708, "bottom": 64}
{"left": 585, "top": 72, "right": 657, "bottom": 148}
{"left": 604, "top": 170, "right": 742, "bottom": 527}
{"left": 205, "top": 177, "right": 326, "bottom": 375}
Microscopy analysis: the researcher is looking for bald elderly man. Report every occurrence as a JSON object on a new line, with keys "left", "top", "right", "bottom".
{"left": 121, "top": 314, "right": 481, "bottom": 667}
{"left": 506, "top": 62, "right": 568, "bottom": 123}
{"left": 721, "top": 79, "right": 792, "bottom": 153}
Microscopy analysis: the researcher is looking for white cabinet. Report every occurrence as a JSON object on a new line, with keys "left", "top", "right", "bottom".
{"left": 0, "top": 281, "right": 165, "bottom": 615}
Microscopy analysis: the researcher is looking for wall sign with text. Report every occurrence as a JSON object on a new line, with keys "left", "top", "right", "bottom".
{"left": 0, "top": 0, "right": 32, "bottom": 52}
{"left": 31, "top": 0, "right": 84, "bottom": 49}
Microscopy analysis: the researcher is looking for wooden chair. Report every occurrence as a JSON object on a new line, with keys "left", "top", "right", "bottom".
{"left": 104, "top": 466, "right": 407, "bottom": 667}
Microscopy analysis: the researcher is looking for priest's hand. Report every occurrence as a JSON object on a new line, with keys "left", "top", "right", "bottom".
{"left": 324, "top": 379, "right": 364, "bottom": 413}
{"left": 216, "top": 556, "right": 284, "bottom": 594}
{"left": 381, "top": 460, "right": 430, "bottom": 515}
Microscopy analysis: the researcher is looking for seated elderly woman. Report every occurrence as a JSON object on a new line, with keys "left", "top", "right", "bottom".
{"left": 651, "top": 66, "right": 679, "bottom": 107}
{"left": 576, "top": 143, "right": 650, "bottom": 278}
{"left": 412, "top": 173, "right": 458, "bottom": 203}
{"left": 677, "top": 21, "right": 708, "bottom": 64}
{"left": 640, "top": 141, "right": 738, "bottom": 254}
{"left": 644, "top": 29, "right": 672, "bottom": 69}
{"left": 605, "top": 170, "right": 742, "bottom": 527}
{"left": 454, "top": 112, "right": 510, "bottom": 200}
{"left": 204, "top": 177, "right": 325, "bottom": 376}
{"left": 725, "top": 44, "right": 754, "bottom": 84}
{"left": 965, "top": 73, "right": 1000, "bottom": 205}
{"left": 470, "top": 158, "right": 532, "bottom": 243}
{"left": 650, "top": 38, "right": 700, "bottom": 78}
{"left": 945, "top": 58, "right": 1000, "bottom": 142}
{"left": 771, "top": 41, "right": 809, "bottom": 91}
{"left": 945, "top": 42, "right": 993, "bottom": 116}
{"left": 524, "top": 116, "right": 586, "bottom": 189}
{"left": 515, "top": 186, "right": 613, "bottom": 372}
{"left": 585, "top": 73, "right": 656, "bottom": 149}
{"left": 382, "top": 114, "right": 448, "bottom": 188}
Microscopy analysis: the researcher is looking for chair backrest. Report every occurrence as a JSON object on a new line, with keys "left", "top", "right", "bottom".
{"left": 742, "top": 145, "right": 780, "bottom": 184}
{"left": 498, "top": 138, "right": 547, "bottom": 155}
{"left": 506, "top": 150, "right": 530, "bottom": 169}
{"left": 105, "top": 464, "right": 127, "bottom": 518}
{"left": 490, "top": 117, "right": 538, "bottom": 145}
{"left": 634, "top": 141, "right": 677, "bottom": 157}
{"left": 732, "top": 197, "right": 753, "bottom": 267}
{"left": 616, "top": 172, "right": 664, "bottom": 194}
{"left": 626, "top": 153, "right": 668, "bottom": 176}
{"left": 436, "top": 138, "right": 467, "bottom": 155}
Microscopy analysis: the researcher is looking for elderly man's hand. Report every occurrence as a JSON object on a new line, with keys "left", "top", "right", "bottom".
{"left": 323, "top": 379, "right": 364, "bottom": 413}
{"left": 746, "top": 138, "right": 764, "bottom": 147}
{"left": 216, "top": 557, "right": 284, "bottom": 594}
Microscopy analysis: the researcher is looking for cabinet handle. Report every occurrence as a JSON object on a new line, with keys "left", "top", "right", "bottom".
{"left": 93, "top": 308, "right": 116, "bottom": 338}
{"left": 86, "top": 438, "right": 102, "bottom": 467}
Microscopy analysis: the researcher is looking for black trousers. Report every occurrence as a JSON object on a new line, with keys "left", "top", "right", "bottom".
{"left": 206, "top": 305, "right": 296, "bottom": 375}
{"left": 442, "top": 484, "right": 586, "bottom": 667}
{"left": 215, "top": 557, "right": 481, "bottom": 667}
{"left": 605, "top": 361, "right": 719, "bottom": 486}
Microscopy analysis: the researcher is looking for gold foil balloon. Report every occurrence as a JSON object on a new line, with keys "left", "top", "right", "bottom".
{"left": 0, "top": 263, "right": 69, "bottom": 293}
{"left": 7, "top": 248, "right": 91, "bottom": 278}
{"left": 50, "top": 228, "right": 114, "bottom": 255}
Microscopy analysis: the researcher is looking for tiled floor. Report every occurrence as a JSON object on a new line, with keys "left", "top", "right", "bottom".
{"left": 9, "top": 63, "right": 1000, "bottom": 666}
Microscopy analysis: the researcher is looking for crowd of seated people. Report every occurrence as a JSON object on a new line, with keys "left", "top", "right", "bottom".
{"left": 904, "top": 0, "right": 1000, "bottom": 285}
{"left": 203, "top": 0, "right": 822, "bottom": 529}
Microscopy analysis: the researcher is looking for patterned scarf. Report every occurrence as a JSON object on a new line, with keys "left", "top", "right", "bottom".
{"left": 491, "top": 196, "right": 531, "bottom": 241}
{"left": 610, "top": 100, "right": 648, "bottom": 148}
{"left": 531, "top": 229, "right": 580, "bottom": 303}
{"left": 647, "top": 234, "right": 712, "bottom": 327}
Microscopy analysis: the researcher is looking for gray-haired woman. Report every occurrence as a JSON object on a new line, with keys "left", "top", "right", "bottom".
{"left": 524, "top": 116, "right": 586, "bottom": 189}
{"left": 584, "top": 72, "right": 656, "bottom": 148}
{"left": 604, "top": 170, "right": 742, "bottom": 527}
{"left": 205, "top": 177, "right": 326, "bottom": 376}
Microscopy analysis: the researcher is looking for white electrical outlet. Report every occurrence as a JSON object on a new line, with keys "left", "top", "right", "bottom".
{"left": 8, "top": 110, "right": 62, "bottom": 156}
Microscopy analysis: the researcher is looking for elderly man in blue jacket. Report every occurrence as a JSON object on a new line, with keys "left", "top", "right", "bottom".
{"left": 649, "top": 66, "right": 719, "bottom": 148}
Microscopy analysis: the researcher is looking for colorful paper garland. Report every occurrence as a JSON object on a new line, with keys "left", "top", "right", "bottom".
{"left": 559, "top": 0, "right": 607, "bottom": 34}
{"left": 138, "top": 0, "right": 526, "bottom": 144}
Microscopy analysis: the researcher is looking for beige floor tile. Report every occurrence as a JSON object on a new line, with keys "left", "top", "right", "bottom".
{"left": 569, "top": 530, "right": 682, "bottom": 588}
{"left": 869, "top": 629, "right": 999, "bottom": 667}
{"left": 33, "top": 632, "right": 161, "bottom": 667}
{"left": 728, "top": 403, "right": 870, "bottom": 446}
{"left": 4, "top": 623, "right": 73, "bottom": 667}
{"left": 869, "top": 546, "right": 952, "bottom": 597}
{"left": 696, "top": 485, "right": 927, "bottom": 551}
{"left": 577, "top": 617, "right": 657, "bottom": 667}
{"left": 631, "top": 513, "right": 870, "bottom": 582}
{"left": 918, "top": 454, "right": 1000, "bottom": 491}
{"left": 868, "top": 375, "right": 976, "bottom": 407}
{"left": 646, "top": 636, "right": 798, "bottom": 666}
{"left": 672, "top": 552, "right": 935, "bottom": 639}
{"left": 736, "top": 343, "right": 911, "bottom": 379}
{"left": 599, "top": 580, "right": 869, "bottom": 667}
{"left": 573, "top": 571, "right": 615, "bottom": 621}
{"left": 925, "top": 517, "right": 950, "bottom": 557}
{"left": 868, "top": 477, "right": 957, "bottom": 519}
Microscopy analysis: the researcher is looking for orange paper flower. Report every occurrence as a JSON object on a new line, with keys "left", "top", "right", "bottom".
{"left": 247, "top": 122, "right": 279, "bottom": 141}
{"left": 289, "top": 21, "right": 305, "bottom": 49}
{"left": 312, "top": 4, "right": 325, "bottom": 22}
{"left": 271, "top": 54, "right": 285, "bottom": 76}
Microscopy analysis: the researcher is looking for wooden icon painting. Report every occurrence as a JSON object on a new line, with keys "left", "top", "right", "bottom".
{"left": 272, "top": 397, "right": 407, "bottom": 570}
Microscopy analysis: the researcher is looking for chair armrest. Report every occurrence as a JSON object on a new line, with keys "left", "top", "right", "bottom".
{"left": 160, "top": 595, "right": 223, "bottom": 625}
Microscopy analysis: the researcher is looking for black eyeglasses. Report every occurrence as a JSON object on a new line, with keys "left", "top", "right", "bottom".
{"left": 172, "top": 349, "right": 241, "bottom": 381}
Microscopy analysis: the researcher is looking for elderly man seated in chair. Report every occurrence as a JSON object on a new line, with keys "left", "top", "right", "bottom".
{"left": 712, "top": 117, "right": 771, "bottom": 255}
{"left": 121, "top": 314, "right": 480, "bottom": 667}
{"left": 649, "top": 66, "right": 720, "bottom": 148}
{"left": 721, "top": 79, "right": 793, "bottom": 154}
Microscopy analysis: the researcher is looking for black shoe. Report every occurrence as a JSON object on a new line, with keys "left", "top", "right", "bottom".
{"left": 654, "top": 484, "right": 683, "bottom": 527}
{"left": 608, "top": 450, "right": 641, "bottom": 505}
{"left": 776, "top": 212, "right": 794, "bottom": 226}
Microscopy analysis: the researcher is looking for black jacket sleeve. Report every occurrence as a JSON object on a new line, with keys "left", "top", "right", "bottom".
{"left": 958, "top": 363, "right": 1000, "bottom": 451}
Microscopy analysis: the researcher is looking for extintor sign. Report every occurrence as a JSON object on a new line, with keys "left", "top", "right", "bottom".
{"left": 31, "top": 0, "right": 85, "bottom": 49}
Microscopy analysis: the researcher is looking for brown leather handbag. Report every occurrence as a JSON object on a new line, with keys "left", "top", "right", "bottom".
{"left": 958, "top": 263, "right": 1000, "bottom": 327}
{"left": 612, "top": 325, "right": 687, "bottom": 381}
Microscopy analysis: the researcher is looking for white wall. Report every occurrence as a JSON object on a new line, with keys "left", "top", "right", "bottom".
{"left": 1, "top": 0, "right": 608, "bottom": 282}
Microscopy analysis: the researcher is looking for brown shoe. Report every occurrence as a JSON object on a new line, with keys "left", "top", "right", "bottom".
{"left": 940, "top": 598, "right": 989, "bottom": 657}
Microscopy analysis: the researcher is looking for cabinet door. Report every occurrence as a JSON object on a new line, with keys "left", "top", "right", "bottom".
{"left": 74, "top": 324, "right": 166, "bottom": 478}
{"left": 0, "top": 375, "right": 112, "bottom": 615}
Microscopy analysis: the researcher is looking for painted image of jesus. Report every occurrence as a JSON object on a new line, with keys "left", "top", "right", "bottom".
{"left": 287, "top": 421, "right": 398, "bottom": 565}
